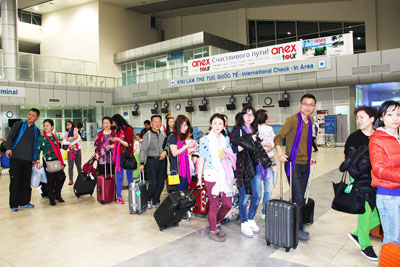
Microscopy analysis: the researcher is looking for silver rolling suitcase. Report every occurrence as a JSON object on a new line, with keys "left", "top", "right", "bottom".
{"left": 128, "top": 171, "right": 147, "bottom": 214}
{"left": 265, "top": 160, "right": 299, "bottom": 252}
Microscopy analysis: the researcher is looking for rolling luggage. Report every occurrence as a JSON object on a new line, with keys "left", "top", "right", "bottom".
{"left": 74, "top": 155, "right": 97, "bottom": 198}
{"left": 129, "top": 171, "right": 147, "bottom": 214}
{"left": 379, "top": 241, "right": 400, "bottom": 267}
{"left": 370, "top": 224, "right": 383, "bottom": 239}
{"left": 97, "top": 152, "right": 116, "bottom": 204}
{"left": 265, "top": 160, "right": 299, "bottom": 252}
{"left": 301, "top": 163, "right": 316, "bottom": 225}
{"left": 154, "top": 187, "right": 201, "bottom": 231}
{"left": 188, "top": 177, "right": 208, "bottom": 216}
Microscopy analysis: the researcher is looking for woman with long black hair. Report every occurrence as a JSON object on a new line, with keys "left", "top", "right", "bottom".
{"left": 62, "top": 121, "right": 81, "bottom": 185}
{"left": 230, "top": 105, "right": 265, "bottom": 238}
{"left": 111, "top": 114, "right": 134, "bottom": 204}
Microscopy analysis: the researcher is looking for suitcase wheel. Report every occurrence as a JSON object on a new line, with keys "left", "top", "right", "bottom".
{"left": 173, "top": 222, "right": 179, "bottom": 227}
{"left": 285, "top": 248, "right": 290, "bottom": 253}
{"left": 159, "top": 226, "right": 166, "bottom": 231}
{"left": 293, "top": 244, "right": 297, "bottom": 249}
{"left": 101, "top": 201, "right": 105, "bottom": 205}
{"left": 266, "top": 241, "right": 271, "bottom": 246}
{"left": 74, "top": 190, "right": 79, "bottom": 198}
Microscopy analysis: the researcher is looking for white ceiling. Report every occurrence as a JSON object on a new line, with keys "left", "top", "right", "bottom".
{"left": 19, "top": 0, "right": 354, "bottom": 18}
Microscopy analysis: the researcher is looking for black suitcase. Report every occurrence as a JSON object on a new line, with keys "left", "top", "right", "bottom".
{"left": 154, "top": 187, "right": 200, "bottom": 231}
{"left": 265, "top": 161, "right": 299, "bottom": 252}
{"left": 74, "top": 172, "right": 97, "bottom": 198}
{"left": 301, "top": 163, "right": 316, "bottom": 225}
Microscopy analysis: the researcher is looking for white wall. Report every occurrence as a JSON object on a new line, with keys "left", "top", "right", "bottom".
{"left": 98, "top": 2, "right": 158, "bottom": 77}
{"left": 40, "top": 1, "right": 99, "bottom": 69}
{"left": 0, "top": 22, "right": 41, "bottom": 44}
{"left": 162, "top": 0, "right": 400, "bottom": 52}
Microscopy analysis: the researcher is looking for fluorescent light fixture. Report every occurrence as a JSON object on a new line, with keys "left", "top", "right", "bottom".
{"left": 33, "top": 6, "right": 39, "bottom": 10}
{"left": 193, "top": 52, "right": 204, "bottom": 56}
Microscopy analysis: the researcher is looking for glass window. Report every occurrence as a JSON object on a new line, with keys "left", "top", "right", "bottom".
{"left": 297, "top": 21, "right": 318, "bottom": 36}
{"left": 21, "top": 12, "right": 31, "bottom": 23}
{"left": 54, "top": 119, "right": 62, "bottom": 133}
{"left": 121, "top": 64, "right": 126, "bottom": 71}
{"left": 320, "top": 21, "right": 343, "bottom": 36}
{"left": 277, "top": 37, "right": 296, "bottom": 44}
{"left": 183, "top": 50, "right": 193, "bottom": 62}
{"left": 257, "top": 21, "right": 275, "bottom": 44}
{"left": 276, "top": 21, "right": 296, "bottom": 40}
{"left": 193, "top": 48, "right": 203, "bottom": 59}
{"left": 299, "top": 33, "right": 319, "bottom": 40}
{"left": 145, "top": 59, "right": 155, "bottom": 71}
{"left": 32, "top": 14, "right": 41, "bottom": 25}
{"left": 203, "top": 47, "right": 209, "bottom": 57}
{"left": 20, "top": 109, "right": 29, "bottom": 118}
{"left": 138, "top": 61, "right": 144, "bottom": 73}
{"left": 47, "top": 109, "right": 62, "bottom": 118}
{"left": 64, "top": 109, "right": 72, "bottom": 118}
{"left": 72, "top": 109, "right": 82, "bottom": 119}
{"left": 155, "top": 57, "right": 167, "bottom": 68}
{"left": 249, "top": 20, "right": 256, "bottom": 45}
{"left": 258, "top": 40, "right": 275, "bottom": 47}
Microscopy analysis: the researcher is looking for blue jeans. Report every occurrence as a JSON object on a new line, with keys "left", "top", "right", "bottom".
{"left": 262, "top": 167, "right": 276, "bottom": 215}
{"left": 376, "top": 194, "right": 400, "bottom": 245}
{"left": 239, "top": 173, "right": 262, "bottom": 223}
{"left": 176, "top": 176, "right": 189, "bottom": 191}
{"left": 116, "top": 168, "right": 133, "bottom": 199}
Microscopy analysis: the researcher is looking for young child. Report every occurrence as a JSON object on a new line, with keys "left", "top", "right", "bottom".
{"left": 256, "top": 109, "right": 277, "bottom": 220}
{"left": 134, "top": 133, "right": 141, "bottom": 152}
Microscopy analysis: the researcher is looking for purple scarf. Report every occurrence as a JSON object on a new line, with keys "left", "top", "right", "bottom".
{"left": 241, "top": 125, "right": 269, "bottom": 181}
{"left": 286, "top": 112, "right": 313, "bottom": 178}
{"left": 177, "top": 139, "right": 192, "bottom": 183}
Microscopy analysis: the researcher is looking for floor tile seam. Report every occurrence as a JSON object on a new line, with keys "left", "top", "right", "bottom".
{"left": 0, "top": 255, "right": 15, "bottom": 267}
{"left": 326, "top": 238, "right": 349, "bottom": 267}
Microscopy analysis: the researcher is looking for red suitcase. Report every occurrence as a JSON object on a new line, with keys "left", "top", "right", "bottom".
{"left": 380, "top": 241, "right": 400, "bottom": 267}
{"left": 97, "top": 153, "right": 116, "bottom": 204}
{"left": 188, "top": 177, "right": 209, "bottom": 216}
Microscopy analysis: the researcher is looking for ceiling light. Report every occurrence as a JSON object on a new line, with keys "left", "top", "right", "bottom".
{"left": 349, "top": 30, "right": 354, "bottom": 33}
{"left": 357, "top": 37, "right": 362, "bottom": 40}
{"left": 287, "top": 32, "right": 291, "bottom": 35}
{"left": 33, "top": 6, "right": 39, "bottom": 10}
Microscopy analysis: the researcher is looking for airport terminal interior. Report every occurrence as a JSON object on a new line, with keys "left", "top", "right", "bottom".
{"left": 0, "top": 0, "right": 399, "bottom": 266}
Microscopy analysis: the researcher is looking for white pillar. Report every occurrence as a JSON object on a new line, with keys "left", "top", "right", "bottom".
{"left": 1, "top": 0, "right": 18, "bottom": 81}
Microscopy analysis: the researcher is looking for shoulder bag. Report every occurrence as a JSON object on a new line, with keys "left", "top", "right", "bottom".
{"left": 121, "top": 143, "right": 137, "bottom": 170}
{"left": 332, "top": 171, "right": 365, "bottom": 214}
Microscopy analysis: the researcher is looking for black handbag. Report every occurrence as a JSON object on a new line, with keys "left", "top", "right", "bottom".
{"left": 120, "top": 143, "right": 137, "bottom": 170}
{"left": 332, "top": 172, "right": 365, "bottom": 214}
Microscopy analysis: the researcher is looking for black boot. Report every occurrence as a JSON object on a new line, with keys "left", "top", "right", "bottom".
{"left": 50, "top": 199, "right": 56, "bottom": 206}
{"left": 56, "top": 197, "right": 65, "bottom": 203}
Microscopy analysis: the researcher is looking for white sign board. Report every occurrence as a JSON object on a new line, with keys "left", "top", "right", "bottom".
{"left": 0, "top": 86, "right": 25, "bottom": 97}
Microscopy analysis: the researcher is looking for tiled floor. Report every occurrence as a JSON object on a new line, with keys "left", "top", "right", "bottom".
{"left": 0, "top": 143, "right": 382, "bottom": 267}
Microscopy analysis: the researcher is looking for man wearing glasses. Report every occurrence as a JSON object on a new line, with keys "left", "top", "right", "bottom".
{"left": 274, "top": 94, "right": 317, "bottom": 241}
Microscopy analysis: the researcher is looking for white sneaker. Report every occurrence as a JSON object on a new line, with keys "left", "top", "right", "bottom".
{"left": 248, "top": 220, "right": 260, "bottom": 234}
{"left": 147, "top": 202, "right": 152, "bottom": 209}
{"left": 241, "top": 222, "right": 254, "bottom": 238}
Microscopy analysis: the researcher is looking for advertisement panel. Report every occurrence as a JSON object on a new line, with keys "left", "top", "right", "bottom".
{"left": 302, "top": 33, "right": 353, "bottom": 57}
{"left": 187, "top": 33, "right": 353, "bottom": 76}
{"left": 188, "top": 41, "right": 303, "bottom": 76}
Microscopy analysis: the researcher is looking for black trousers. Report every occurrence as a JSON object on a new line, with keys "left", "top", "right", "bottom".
{"left": 9, "top": 158, "right": 33, "bottom": 208}
{"left": 286, "top": 163, "right": 309, "bottom": 230}
{"left": 312, "top": 137, "right": 318, "bottom": 151}
{"left": 45, "top": 169, "right": 66, "bottom": 202}
{"left": 145, "top": 157, "right": 167, "bottom": 205}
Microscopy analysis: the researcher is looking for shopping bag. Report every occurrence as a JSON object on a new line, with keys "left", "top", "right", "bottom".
{"left": 31, "top": 165, "right": 47, "bottom": 188}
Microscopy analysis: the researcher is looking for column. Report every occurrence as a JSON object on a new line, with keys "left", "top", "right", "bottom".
{"left": 1, "top": 0, "right": 18, "bottom": 81}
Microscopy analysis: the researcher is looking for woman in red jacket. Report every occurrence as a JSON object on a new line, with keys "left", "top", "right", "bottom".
{"left": 369, "top": 100, "right": 400, "bottom": 245}
{"left": 111, "top": 114, "right": 134, "bottom": 204}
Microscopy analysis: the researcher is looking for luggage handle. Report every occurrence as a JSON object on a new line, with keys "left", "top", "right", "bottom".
{"left": 139, "top": 170, "right": 145, "bottom": 184}
{"left": 304, "top": 162, "right": 316, "bottom": 204}
{"left": 280, "top": 159, "right": 293, "bottom": 202}
{"left": 180, "top": 186, "right": 201, "bottom": 207}
{"left": 103, "top": 150, "right": 113, "bottom": 179}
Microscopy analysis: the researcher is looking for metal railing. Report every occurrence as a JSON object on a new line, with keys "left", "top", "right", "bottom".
{"left": 0, "top": 67, "right": 117, "bottom": 88}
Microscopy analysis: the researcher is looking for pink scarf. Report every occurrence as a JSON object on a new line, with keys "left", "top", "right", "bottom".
{"left": 112, "top": 130, "right": 124, "bottom": 172}
{"left": 221, "top": 147, "right": 236, "bottom": 184}
{"left": 177, "top": 139, "right": 191, "bottom": 183}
